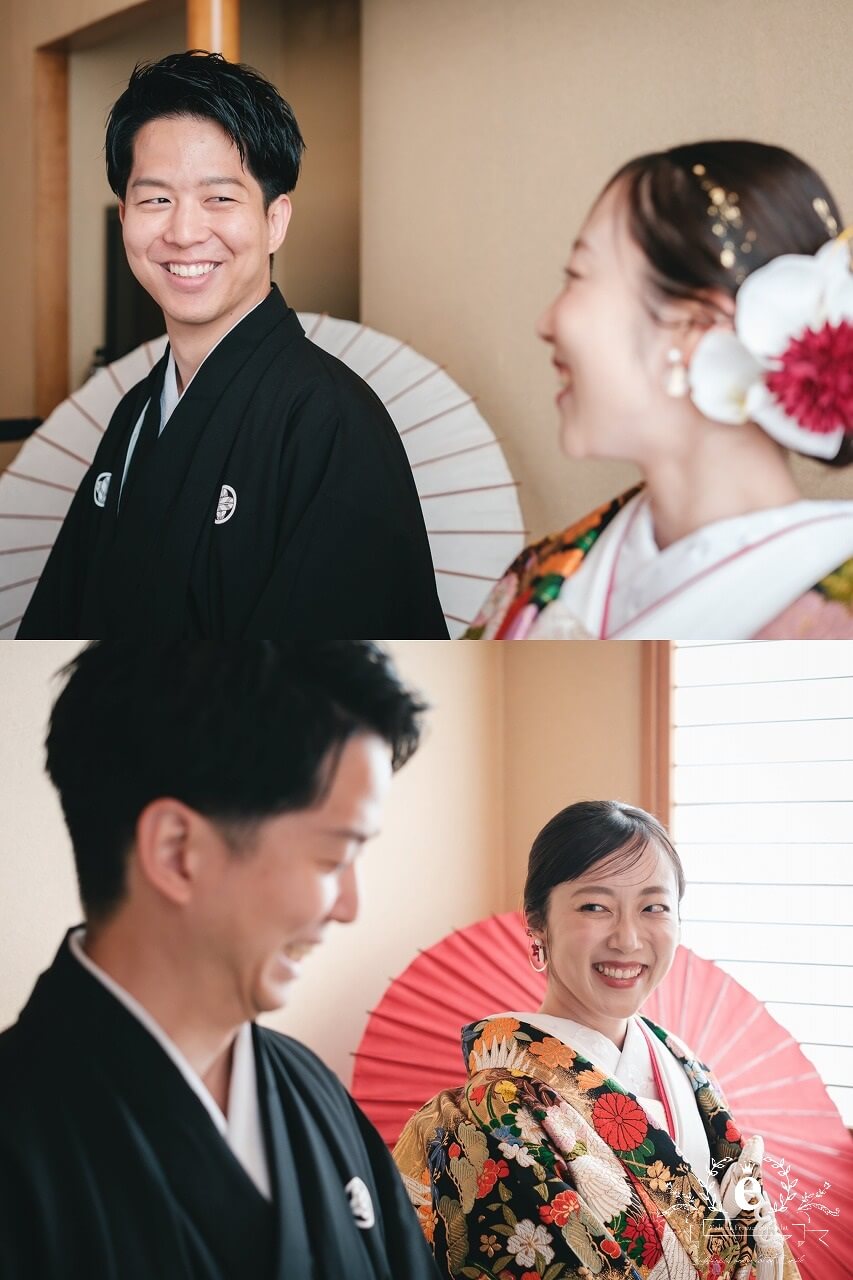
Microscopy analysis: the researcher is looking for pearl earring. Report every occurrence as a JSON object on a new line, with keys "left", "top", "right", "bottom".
{"left": 664, "top": 347, "right": 689, "bottom": 398}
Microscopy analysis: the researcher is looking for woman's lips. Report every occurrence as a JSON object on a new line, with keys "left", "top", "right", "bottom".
{"left": 553, "top": 359, "right": 573, "bottom": 404}
{"left": 592, "top": 962, "right": 648, "bottom": 989}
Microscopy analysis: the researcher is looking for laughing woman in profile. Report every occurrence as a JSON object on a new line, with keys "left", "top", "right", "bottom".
{"left": 464, "top": 141, "right": 853, "bottom": 639}
{"left": 394, "top": 801, "right": 798, "bottom": 1279}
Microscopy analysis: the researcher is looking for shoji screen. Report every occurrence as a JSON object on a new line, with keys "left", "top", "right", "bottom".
{"left": 671, "top": 642, "right": 853, "bottom": 1125}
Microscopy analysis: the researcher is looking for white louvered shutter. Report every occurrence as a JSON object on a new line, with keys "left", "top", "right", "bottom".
{"left": 671, "top": 641, "right": 853, "bottom": 1125}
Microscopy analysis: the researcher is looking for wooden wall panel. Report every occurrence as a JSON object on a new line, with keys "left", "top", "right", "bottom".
{"left": 186, "top": 0, "right": 240, "bottom": 59}
{"left": 34, "top": 50, "right": 69, "bottom": 418}
{"left": 640, "top": 641, "right": 672, "bottom": 825}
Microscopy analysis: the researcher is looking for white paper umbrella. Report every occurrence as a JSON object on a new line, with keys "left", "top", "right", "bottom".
{"left": 0, "top": 315, "right": 524, "bottom": 637}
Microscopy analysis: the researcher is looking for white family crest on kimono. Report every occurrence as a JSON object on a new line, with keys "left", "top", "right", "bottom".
{"left": 215, "top": 485, "right": 237, "bottom": 525}
{"left": 345, "top": 1176, "right": 376, "bottom": 1230}
{"left": 93, "top": 472, "right": 111, "bottom": 508}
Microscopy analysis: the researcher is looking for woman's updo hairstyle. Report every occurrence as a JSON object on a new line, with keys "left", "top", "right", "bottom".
{"left": 523, "top": 799, "right": 684, "bottom": 935}
{"left": 607, "top": 139, "right": 850, "bottom": 466}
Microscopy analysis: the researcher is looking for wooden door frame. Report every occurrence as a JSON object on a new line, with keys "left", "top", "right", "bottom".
{"left": 32, "top": 0, "right": 238, "bottom": 418}
{"left": 34, "top": 46, "right": 70, "bottom": 419}
{"left": 640, "top": 641, "right": 672, "bottom": 824}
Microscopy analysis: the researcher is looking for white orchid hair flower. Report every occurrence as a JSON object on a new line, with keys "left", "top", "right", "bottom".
{"left": 688, "top": 230, "right": 853, "bottom": 459}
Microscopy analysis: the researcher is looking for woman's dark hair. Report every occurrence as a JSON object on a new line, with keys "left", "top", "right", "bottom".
{"left": 105, "top": 51, "right": 305, "bottom": 207}
{"left": 46, "top": 642, "right": 427, "bottom": 921}
{"left": 607, "top": 139, "right": 850, "bottom": 466}
{"left": 523, "top": 800, "right": 684, "bottom": 933}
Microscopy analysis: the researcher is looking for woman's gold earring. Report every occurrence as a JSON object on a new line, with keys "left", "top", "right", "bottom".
{"left": 528, "top": 936, "right": 547, "bottom": 973}
{"left": 664, "top": 347, "right": 689, "bottom": 398}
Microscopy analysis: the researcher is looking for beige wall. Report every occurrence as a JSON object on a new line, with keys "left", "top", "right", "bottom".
{"left": 267, "top": 0, "right": 360, "bottom": 323}
{"left": 361, "top": 0, "right": 853, "bottom": 537}
{"left": 1, "top": 0, "right": 159, "bottom": 416}
{"left": 502, "top": 641, "right": 643, "bottom": 913}
{"left": 0, "top": 640, "right": 645, "bottom": 1083}
{"left": 0, "top": 643, "right": 84, "bottom": 1017}
{"left": 67, "top": 0, "right": 359, "bottom": 390}
{"left": 68, "top": 6, "right": 185, "bottom": 387}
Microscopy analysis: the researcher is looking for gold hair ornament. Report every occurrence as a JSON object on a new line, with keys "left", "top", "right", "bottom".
{"left": 812, "top": 197, "right": 839, "bottom": 238}
{"left": 836, "top": 222, "right": 853, "bottom": 269}
{"left": 691, "top": 163, "right": 756, "bottom": 285}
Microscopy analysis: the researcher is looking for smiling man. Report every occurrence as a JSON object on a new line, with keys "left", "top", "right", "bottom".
{"left": 18, "top": 53, "right": 447, "bottom": 639}
{"left": 0, "top": 642, "right": 440, "bottom": 1279}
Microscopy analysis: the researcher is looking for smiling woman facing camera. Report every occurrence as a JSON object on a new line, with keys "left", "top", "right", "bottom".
{"left": 395, "top": 801, "right": 798, "bottom": 1279}
{"left": 465, "top": 141, "right": 853, "bottom": 639}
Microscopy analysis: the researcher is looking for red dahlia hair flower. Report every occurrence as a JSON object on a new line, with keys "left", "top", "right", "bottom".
{"left": 766, "top": 321, "right": 853, "bottom": 435}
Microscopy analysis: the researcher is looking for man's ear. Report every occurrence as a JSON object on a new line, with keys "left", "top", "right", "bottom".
{"left": 267, "top": 194, "right": 292, "bottom": 255}
{"left": 118, "top": 199, "right": 126, "bottom": 225}
{"left": 133, "top": 799, "right": 200, "bottom": 907}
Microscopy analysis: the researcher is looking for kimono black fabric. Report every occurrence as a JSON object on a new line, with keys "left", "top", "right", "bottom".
{"left": 17, "top": 287, "right": 448, "bottom": 639}
{"left": 0, "top": 936, "right": 441, "bottom": 1280}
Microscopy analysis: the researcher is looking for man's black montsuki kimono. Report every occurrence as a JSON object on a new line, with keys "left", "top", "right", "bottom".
{"left": 0, "top": 935, "right": 441, "bottom": 1279}
{"left": 18, "top": 287, "right": 447, "bottom": 639}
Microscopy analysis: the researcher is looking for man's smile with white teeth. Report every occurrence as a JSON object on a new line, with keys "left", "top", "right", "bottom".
{"left": 164, "top": 262, "right": 220, "bottom": 277}
{"left": 282, "top": 942, "right": 314, "bottom": 961}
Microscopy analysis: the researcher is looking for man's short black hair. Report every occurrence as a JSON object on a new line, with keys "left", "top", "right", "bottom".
{"left": 46, "top": 643, "right": 427, "bottom": 921}
{"left": 105, "top": 50, "right": 305, "bottom": 207}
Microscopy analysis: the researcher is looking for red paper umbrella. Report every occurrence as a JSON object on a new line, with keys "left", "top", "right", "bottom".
{"left": 352, "top": 912, "right": 853, "bottom": 1280}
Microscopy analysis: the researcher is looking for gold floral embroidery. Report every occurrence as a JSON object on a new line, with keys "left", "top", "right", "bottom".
{"left": 494, "top": 1079, "right": 518, "bottom": 1104}
{"left": 528, "top": 1037, "right": 576, "bottom": 1070}
{"left": 577, "top": 1067, "right": 608, "bottom": 1091}
{"left": 646, "top": 1160, "right": 673, "bottom": 1191}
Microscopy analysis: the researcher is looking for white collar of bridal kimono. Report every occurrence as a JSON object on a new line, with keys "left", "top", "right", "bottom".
{"left": 399, "top": 1015, "right": 797, "bottom": 1280}
{"left": 685, "top": 171, "right": 853, "bottom": 461}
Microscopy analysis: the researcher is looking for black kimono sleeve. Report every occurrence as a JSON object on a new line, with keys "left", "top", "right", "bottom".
{"left": 348, "top": 1097, "right": 444, "bottom": 1279}
{"left": 16, "top": 384, "right": 143, "bottom": 639}
{"left": 0, "top": 1143, "right": 50, "bottom": 1279}
{"left": 241, "top": 373, "right": 448, "bottom": 639}
{"left": 15, "top": 469, "right": 97, "bottom": 638}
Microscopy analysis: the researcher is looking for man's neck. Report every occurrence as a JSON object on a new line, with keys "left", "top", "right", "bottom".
{"left": 82, "top": 916, "right": 243, "bottom": 1106}
{"left": 166, "top": 285, "right": 271, "bottom": 395}
{"left": 641, "top": 419, "right": 801, "bottom": 550}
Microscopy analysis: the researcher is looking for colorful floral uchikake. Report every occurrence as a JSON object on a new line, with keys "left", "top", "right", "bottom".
{"left": 463, "top": 488, "right": 640, "bottom": 639}
{"left": 395, "top": 1015, "right": 812, "bottom": 1279}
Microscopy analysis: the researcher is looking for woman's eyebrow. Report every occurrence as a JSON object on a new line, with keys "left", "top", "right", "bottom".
{"left": 571, "top": 884, "right": 670, "bottom": 896}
